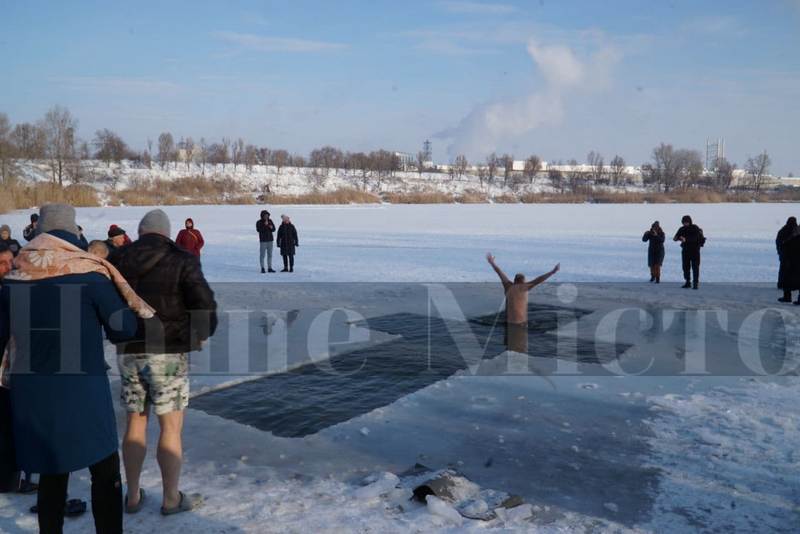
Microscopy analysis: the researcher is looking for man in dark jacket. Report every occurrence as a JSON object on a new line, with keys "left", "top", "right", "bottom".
{"left": 22, "top": 213, "right": 38, "bottom": 242}
{"left": 776, "top": 217, "right": 797, "bottom": 302}
{"left": 276, "top": 214, "right": 299, "bottom": 272}
{"left": 673, "top": 215, "right": 706, "bottom": 289}
{"left": 256, "top": 210, "right": 276, "bottom": 273}
{"left": 109, "top": 209, "right": 217, "bottom": 516}
{"left": 0, "top": 203, "right": 139, "bottom": 533}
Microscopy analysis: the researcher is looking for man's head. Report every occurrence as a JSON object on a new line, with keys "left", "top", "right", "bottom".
{"left": 185, "top": 218, "right": 194, "bottom": 229}
{"left": 0, "top": 244, "right": 13, "bottom": 279}
{"left": 108, "top": 225, "right": 127, "bottom": 247}
{"left": 514, "top": 273, "right": 526, "bottom": 284}
{"left": 0, "top": 225, "right": 10, "bottom": 241}
{"left": 787, "top": 217, "right": 797, "bottom": 227}
{"left": 38, "top": 203, "right": 79, "bottom": 237}
{"left": 138, "top": 209, "right": 171, "bottom": 238}
{"left": 88, "top": 240, "right": 109, "bottom": 259}
{"left": 681, "top": 215, "right": 692, "bottom": 226}
{"left": 30, "top": 213, "right": 39, "bottom": 226}
{"left": 260, "top": 210, "right": 269, "bottom": 220}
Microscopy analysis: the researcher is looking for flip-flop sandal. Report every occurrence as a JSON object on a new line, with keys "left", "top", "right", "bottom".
{"left": 125, "top": 488, "right": 146, "bottom": 514}
{"left": 160, "top": 491, "right": 202, "bottom": 516}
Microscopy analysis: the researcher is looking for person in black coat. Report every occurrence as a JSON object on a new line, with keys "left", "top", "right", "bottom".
{"left": 673, "top": 215, "right": 706, "bottom": 289}
{"left": 0, "top": 225, "right": 21, "bottom": 257}
{"left": 109, "top": 209, "right": 217, "bottom": 515}
{"left": 642, "top": 221, "right": 665, "bottom": 283}
{"left": 776, "top": 217, "right": 797, "bottom": 302}
{"left": 276, "top": 214, "right": 299, "bottom": 272}
{"left": 256, "top": 210, "right": 276, "bottom": 273}
{"left": 22, "top": 213, "right": 38, "bottom": 242}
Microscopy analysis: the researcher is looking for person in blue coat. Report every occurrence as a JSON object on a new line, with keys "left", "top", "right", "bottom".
{"left": 0, "top": 204, "right": 138, "bottom": 534}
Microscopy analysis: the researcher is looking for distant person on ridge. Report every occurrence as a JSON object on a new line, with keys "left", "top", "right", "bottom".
{"left": 642, "top": 221, "right": 665, "bottom": 283}
{"left": 256, "top": 210, "right": 276, "bottom": 273}
{"left": 276, "top": 214, "right": 299, "bottom": 273}
{"left": 486, "top": 253, "right": 560, "bottom": 353}
{"left": 175, "top": 218, "right": 204, "bottom": 258}
{"left": 777, "top": 216, "right": 799, "bottom": 303}
{"left": 0, "top": 225, "right": 21, "bottom": 257}
{"left": 22, "top": 213, "right": 38, "bottom": 242}
{"left": 673, "top": 215, "right": 706, "bottom": 289}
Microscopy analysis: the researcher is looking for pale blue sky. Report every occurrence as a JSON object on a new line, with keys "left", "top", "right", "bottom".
{"left": 1, "top": 0, "right": 799, "bottom": 173}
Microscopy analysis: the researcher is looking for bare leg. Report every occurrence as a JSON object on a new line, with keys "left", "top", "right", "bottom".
{"left": 156, "top": 410, "right": 185, "bottom": 509}
{"left": 122, "top": 411, "right": 149, "bottom": 506}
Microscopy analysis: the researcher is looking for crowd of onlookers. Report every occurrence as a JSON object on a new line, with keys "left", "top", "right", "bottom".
{"left": 0, "top": 205, "right": 217, "bottom": 533}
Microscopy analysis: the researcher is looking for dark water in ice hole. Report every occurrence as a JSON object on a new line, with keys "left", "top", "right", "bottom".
{"left": 192, "top": 304, "right": 630, "bottom": 437}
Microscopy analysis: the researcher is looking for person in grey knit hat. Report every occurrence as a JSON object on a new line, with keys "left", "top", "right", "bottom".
{"left": 137, "top": 209, "right": 171, "bottom": 238}
{"left": 38, "top": 204, "right": 80, "bottom": 237}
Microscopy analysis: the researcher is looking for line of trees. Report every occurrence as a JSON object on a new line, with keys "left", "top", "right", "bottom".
{"left": 0, "top": 106, "right": 778, "bottom": 193}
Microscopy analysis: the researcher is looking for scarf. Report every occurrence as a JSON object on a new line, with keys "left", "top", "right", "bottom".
{"left": 5, "top": 233, "right": 155, "bottom": 319}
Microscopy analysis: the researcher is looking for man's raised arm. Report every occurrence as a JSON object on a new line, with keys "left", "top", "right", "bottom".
{"left": 486, "top": 252, "right": 512, "bottom": 288}
{"left": 526, "top": 263, "right": 560, "bottom": 290}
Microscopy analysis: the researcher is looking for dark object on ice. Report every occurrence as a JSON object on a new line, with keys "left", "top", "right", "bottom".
{"left": 484, "top": 457, "right": 493, "bottom": 468}
{"left": 30, "top": 498, "right": 87, "bottom": 517}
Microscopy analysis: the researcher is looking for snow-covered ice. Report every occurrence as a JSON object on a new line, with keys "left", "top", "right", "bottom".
{"left": 0, "top": 203, "right": 798, "bottom": 532}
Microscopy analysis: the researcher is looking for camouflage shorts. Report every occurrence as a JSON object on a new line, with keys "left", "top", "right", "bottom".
{"left": 119, "top": 353, "right": 189, "bottom": 415}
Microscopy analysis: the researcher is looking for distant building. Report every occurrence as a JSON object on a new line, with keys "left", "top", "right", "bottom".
{"left": 394, "top": 151, "right": 415, "bottom": 171}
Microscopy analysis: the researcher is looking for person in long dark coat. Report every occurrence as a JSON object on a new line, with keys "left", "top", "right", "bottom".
{"left": 0, "top": 204, "right": 139, "bottom": 533}
{"left": 673, "top": 215, "right": 706, "bottom": 289}
{"left": 776, "top": 217, "right": 797, "bottom": 302}
{"left": 642, "top": 221, "right": 665, "bottom": 283}
{"left": 781, "top": 225, "right": 800, "bottom": 305}
{"left": 276, "top": 214, "right": 299, "bottom": 272}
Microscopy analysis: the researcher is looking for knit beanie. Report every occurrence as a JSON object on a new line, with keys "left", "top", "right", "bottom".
{"left": 38, "top": 204, "right": 79, "bottom": 236}
{"left": 138, "top": 209, "right": 171, "bottom": 238}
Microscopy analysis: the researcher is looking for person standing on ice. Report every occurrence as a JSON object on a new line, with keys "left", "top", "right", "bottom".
{"left": 486, "top": 253, "right": 560, "bottom": 353}
{"left": 673, "top": 215, "right": 705, "bottom": 290}
{"left": 276, "top": 214, "right": 299, "bottom": 272}
{"left": 175, "top": 218, "right": 205, "bottom": 258}
{"left": 642, "top": 221, "right": 665, "bottom": 283}
{"left": 776, "top": 217, "right": 798, "bottom": 303}
{"left": 110, "top": 209, "right": 217, "bottom": 516}
{"left": 256, "top": 210, "right": 276, "bottom": 273}
{"left": 0, "top": 225, "right": 21, "bottom": 257}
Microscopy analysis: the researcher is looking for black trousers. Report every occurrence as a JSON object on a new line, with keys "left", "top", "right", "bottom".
{"left": 282, "top": 254, "right": 294, "bottom": 270}
{"left": 38, "top": 452, "right": 122, "bottom": 534}
{"left": 682, "top": 249, "right": 701, "bottom": 284}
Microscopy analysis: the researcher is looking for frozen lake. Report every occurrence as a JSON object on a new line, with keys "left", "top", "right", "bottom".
{"left": 0, "top": 203, "right": 798, "bottom": 532}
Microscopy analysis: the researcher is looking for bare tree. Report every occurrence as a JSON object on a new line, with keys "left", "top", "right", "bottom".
{"left": 675, "top": 149, "right": 704, "bottom": 189}
{"left": 500, "top": 154, "right": 514, "bottom": 186}
{"left": 93, "top": 128, "right": 128, "bottom": 166}
{"left": 711, "top": 157, "right": 735, "bottom": 191}
{"left": 477, "top": 166, "right": 487, "bottom": 188}
{"left": 548, "top": 168, "right": 564, "bottom": 192}
{"left": 523, "top": 155, "right": 541, "bottom": 185}
{"left": 486, "top": 153, "right": 498, "bottom": 184}
{"left": 41, "top": 105, "right": 78, "bottom": 185}
{"left": 183, "top": 137, "right": 195, "bottom": 171}
{"left": 198, "top": 137, "right": 207, "bottom": 174}
{"left": 271, "top": 149, "right": 289, "bottom": 174}
{"left": 609, "top": 155, "right": 626, "bottom": 185}
{"left": 0, "top": 113, "right": 13, "bottom": 183}
{"left": 232, "top": 138, "right": 245, "bottom": 170}
{"left": 221, "top": 137, "right": 231, "bottom": 171}
{"left": 649, "top": 143, "right": 679, "bottom": 192}
{"left": 244, "top": 144, "right": 258, "bottom": 171}
{"left": 157, "top": 132, "right": 174, "bottom": 169}
{"left": 587, "top": 151, "right": 605, "bottom": 183}
{"left": 11, "top": 122, "right": 47, "bottom": 160}
{"left": 454, "top": 154, "right": 468, "bottom": 179}
{"left": 745, "top": 151, "right": 771, "bottom": 191}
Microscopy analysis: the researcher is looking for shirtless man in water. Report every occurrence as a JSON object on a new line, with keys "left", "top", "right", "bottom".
{"left": 487, "top": 253, "right": 560, "bottom": 352}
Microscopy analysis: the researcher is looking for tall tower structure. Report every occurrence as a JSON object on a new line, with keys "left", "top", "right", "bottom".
{"left": 705, "top": 138, "right": 725, "bottom": 171}
{"left": 422, "top": 139, "right": 432, "bottom": 162}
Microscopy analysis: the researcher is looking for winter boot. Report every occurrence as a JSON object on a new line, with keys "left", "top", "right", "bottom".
{"left": 681, "top": 282, "right": 691, "bottom": 289}
{"left": 692, "top": 281, "right": 699, "bottom": 290}
{"left": 261, "top": 267, "right": 265, "bottom": 274}
{"left": 268, "top": 268, "right": 276, "bottom": 273}
{"left": 779, "top": 290, "right": 792, "bottom": 303}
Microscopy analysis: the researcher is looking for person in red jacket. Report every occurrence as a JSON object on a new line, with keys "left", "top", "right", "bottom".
{"left": 175, "top": 218, "right": 205, "bottom": 257}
